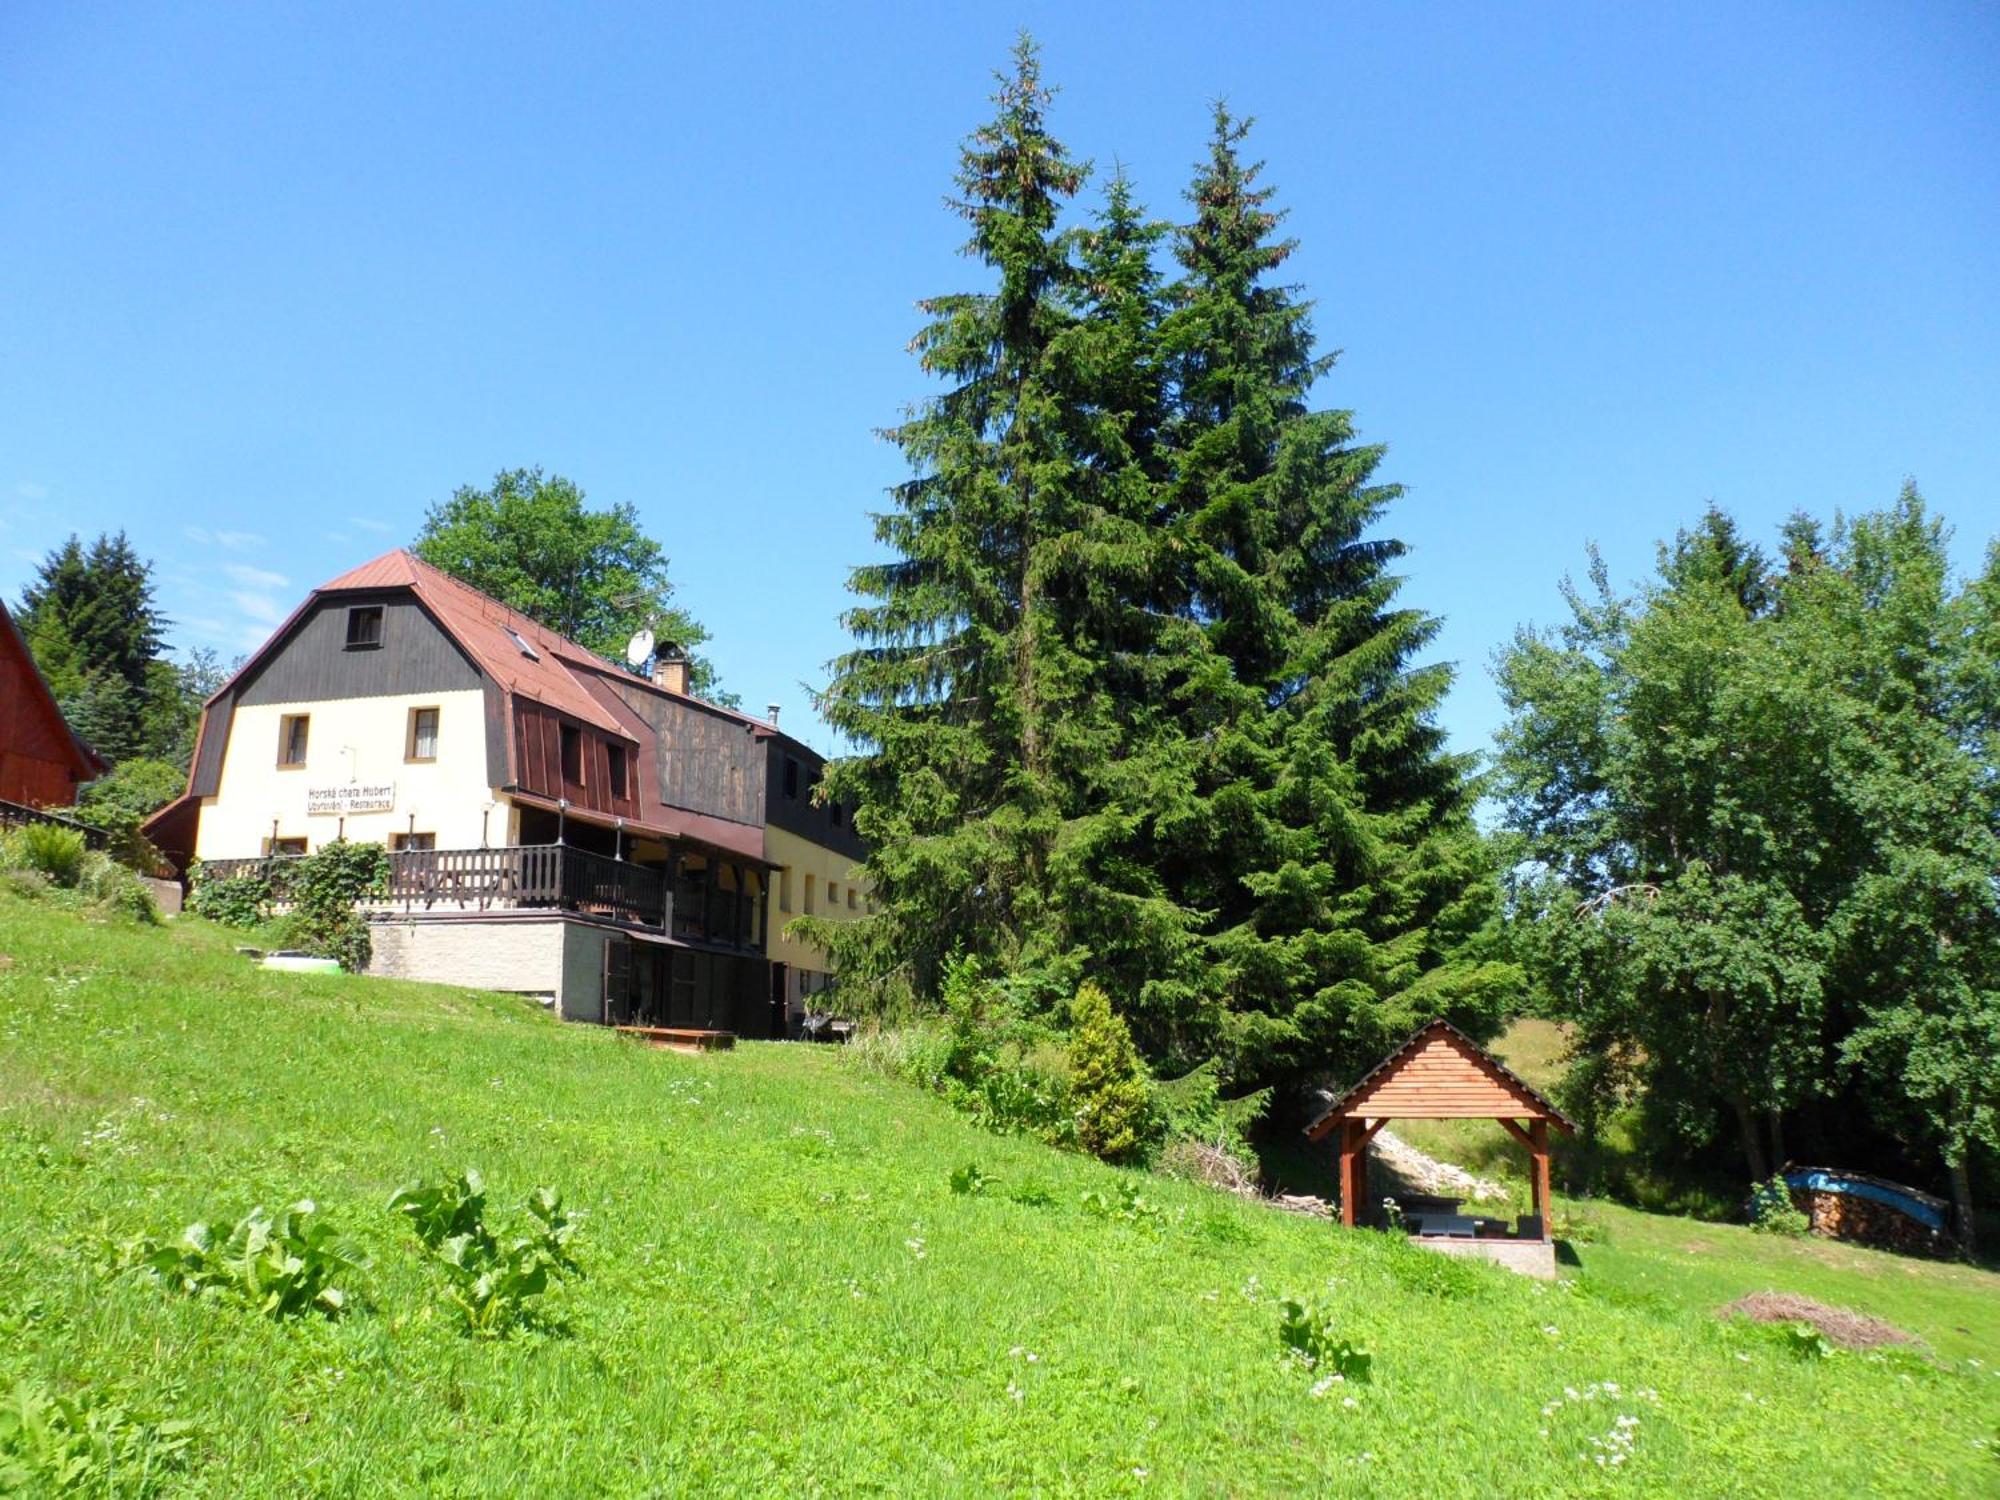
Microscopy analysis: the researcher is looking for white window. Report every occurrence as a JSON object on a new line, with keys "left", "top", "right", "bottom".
{"left": 278, "top": 714, "right": 310, "bottom": 767}
{"left": 408, "top": 706, "right": 439, "bottom": 762}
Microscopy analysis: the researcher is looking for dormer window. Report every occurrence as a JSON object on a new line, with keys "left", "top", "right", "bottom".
{"left": 345, "top": 605, "right": 384, "bottom": 649}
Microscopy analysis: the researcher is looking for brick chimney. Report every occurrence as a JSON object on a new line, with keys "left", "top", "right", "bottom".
{"left": 656, "top": 642, "right": 689, "bottom": 695}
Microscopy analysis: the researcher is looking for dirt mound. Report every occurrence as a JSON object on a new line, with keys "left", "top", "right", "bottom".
{"left": 1719, "top": 1292, "right": 1919, "bottom": 1350}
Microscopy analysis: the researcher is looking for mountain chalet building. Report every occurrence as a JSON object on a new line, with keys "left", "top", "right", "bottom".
{"left": 145, "top": 551, "right": 866, "bottom": 1036}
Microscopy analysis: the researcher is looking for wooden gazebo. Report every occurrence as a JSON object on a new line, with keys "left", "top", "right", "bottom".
{"left": 1305, "top": 1020, "right": 1575, "bottom": 1238}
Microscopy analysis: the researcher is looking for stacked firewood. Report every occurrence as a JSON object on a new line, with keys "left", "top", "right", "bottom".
{"left": 1788, "top": 1184, "right": 1952, "bottom": 1259}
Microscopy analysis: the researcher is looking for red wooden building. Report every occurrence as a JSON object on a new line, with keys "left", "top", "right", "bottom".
{"left": 0, "top": 600, "right": 104, "bottom": 808}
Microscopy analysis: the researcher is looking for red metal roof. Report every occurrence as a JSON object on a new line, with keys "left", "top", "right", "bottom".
{"left": 317, "top": 550, "right": 776, "bottom": 736}
{"left": 320, "top": 550, "right": 772, "bottom": 855}
{"left": 153, "top": 549, "right": 781, "bottom": 866}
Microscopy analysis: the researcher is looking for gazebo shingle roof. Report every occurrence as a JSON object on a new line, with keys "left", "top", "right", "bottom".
{"left": 1303, "top": 1019, "right": 1577, "bottom": 1140}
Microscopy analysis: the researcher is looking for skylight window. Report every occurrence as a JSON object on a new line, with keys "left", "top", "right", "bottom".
{"left": 506, "top": 627, "right": 540, "bottom": 661}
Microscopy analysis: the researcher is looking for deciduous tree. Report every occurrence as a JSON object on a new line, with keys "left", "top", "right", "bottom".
{"left": 413, "top": 467, "right": 725, "bottom": 699}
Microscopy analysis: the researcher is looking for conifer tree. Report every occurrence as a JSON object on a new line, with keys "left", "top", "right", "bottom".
{"left": 825, "top": 59, "right": 1505, "bottom": 1087}
{"left": 16, "top": 532, "right": 170, "bottom": 764}
{"left": 821, "top": 40, "right": 1188, "bottom": 1005}
{"left": 1148, "top": 108, "right": 1508, "bottom": 1084}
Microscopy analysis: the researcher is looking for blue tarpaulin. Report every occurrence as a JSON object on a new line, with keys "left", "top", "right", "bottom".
{"left": 1783, "top": 1169, "right": 1948, "bottom": 1232}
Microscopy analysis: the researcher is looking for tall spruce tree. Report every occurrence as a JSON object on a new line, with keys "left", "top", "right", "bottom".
{"left": 824, "top": 60, "right": 1505, "bottom": 1087}
{"left": 1147, "top": 108, "right": 1509, "bottom": 1085}
{"left": 820, "top": 40, "right": 1191, "bottom": 1006}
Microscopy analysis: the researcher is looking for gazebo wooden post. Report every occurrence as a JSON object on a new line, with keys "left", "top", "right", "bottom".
{"left": 1529, "top": 1118, "right": 1551, "bottom": 1232}
{"left": 1338, "top": 1117, "right": 1359, "bottom": 1228}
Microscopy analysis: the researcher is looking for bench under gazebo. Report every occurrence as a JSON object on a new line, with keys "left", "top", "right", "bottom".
{"left": 1304, "top": 1019, "right": 1576, "bottom": 1278}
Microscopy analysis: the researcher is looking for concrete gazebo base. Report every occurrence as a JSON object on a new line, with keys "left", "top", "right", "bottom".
{"left": 1410, "top": 1236, "right": 1557, "bottom": 1280}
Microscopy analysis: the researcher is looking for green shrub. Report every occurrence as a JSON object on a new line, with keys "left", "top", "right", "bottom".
{"left": 1749, "top": 1176, "right": 1811, "bottom": 1237}
{"left": 388, "top": 1170, "right": 583, "bottom": 1338}
{"left": 878, "top": 958, "right": 1078, "bottom": 1146}
{"left": 0, "top": 833, "right": 160, "bottom": 923}
{"left": 186, "top": 862, "right": 273, "bottom": 928}
{"left": 1007, "top": 1178, "right": 1058, "bottom": 1208}
{"left": 0, "top": 1378, "right": 195, "bottom": 1494}
{"left": 6, "top": 824, "right": 88, "bottom": 887}
{"left": 284, "top": 840, "right": 388, "bottom": 971}
{"left": 125, "top": 1199, "right": 366, "bottom": 1320}
{"left": 80, "top": 853, "right": 161, "bottom": 925}
{"left": 1156, "top": 1060, "right": 1269, "bottom": 1154}
{"left": 64, "top": 758, "right": 182, "bottom": 874}
{"left": 949, "top": 1164, "right": 992, "bottom": 1196}
{"left": 1080, "top": 1180, "right": 1164, "bottom": 1228}
{"left": 1068, "top": 983, "right": 1158, "bottom": 1165}
{"left": 0, "top": 868, "right": 52, "bottom": 902}
{"left": 1276, "top": 1298, "right": 1372, "bottom": 1382}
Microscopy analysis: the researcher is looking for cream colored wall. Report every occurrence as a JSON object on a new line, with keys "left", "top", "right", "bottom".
{"left": 194, "top": 688, "right": 500, "bottom": 859}
{"left": 764, "top": 823, "right": 868, "bottom": 978}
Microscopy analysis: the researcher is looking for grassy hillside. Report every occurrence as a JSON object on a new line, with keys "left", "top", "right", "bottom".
{"left": 2, "top": 898, "right": 1995, "bottom": 1496}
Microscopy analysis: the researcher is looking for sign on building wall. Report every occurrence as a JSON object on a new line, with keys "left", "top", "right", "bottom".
{"left": 306, "top": 782, "right": 396, "bottom": 816}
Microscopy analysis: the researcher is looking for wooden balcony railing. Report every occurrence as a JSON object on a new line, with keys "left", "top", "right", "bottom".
{"left": 195, "top": 845, "right": 787, "bottom": 947}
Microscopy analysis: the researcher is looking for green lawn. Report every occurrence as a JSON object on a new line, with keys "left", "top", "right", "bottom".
{"left": 2, "top": 897, "right": 1996, "bottom": 1496}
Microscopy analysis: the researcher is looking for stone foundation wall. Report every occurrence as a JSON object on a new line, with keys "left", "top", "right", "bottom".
{"left": 367, "top": 916, "right": 568, "bottom": 1007}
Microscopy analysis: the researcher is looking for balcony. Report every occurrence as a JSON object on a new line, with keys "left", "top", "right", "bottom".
{"left": 196, "top": 845, "right": 762, "bottom": 952}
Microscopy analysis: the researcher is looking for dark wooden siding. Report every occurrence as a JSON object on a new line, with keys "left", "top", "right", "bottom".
{"left": 189, "top": 688, "right": 236, "bottom": 797}
{"left": 482, "top": 679, "right": 510, "bottom": 788}
{"left": 602, "top": 680, "right": 765, "bottom": 827}
{"left": 764, "top": 737, "right": 866, "bottom": 860}
{"left": 512, "top": 700, "right": 642, "bottom": 820}
{"left": 235, "top": 595, "right": 482, "bottom": 706}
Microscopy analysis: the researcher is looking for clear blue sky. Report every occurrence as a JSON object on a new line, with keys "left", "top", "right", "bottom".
{"left": 3, "top": 2, "right": 1995, "bottom": 760}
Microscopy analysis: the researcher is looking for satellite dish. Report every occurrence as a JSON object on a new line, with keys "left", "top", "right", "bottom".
{"left": 624, "top": 627, "right": 656, "bottom": 669}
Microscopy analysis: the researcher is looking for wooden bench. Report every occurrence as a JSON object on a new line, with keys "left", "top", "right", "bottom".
{"left": 614, "top": 1026, "right": 735, "bottom": 1052}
